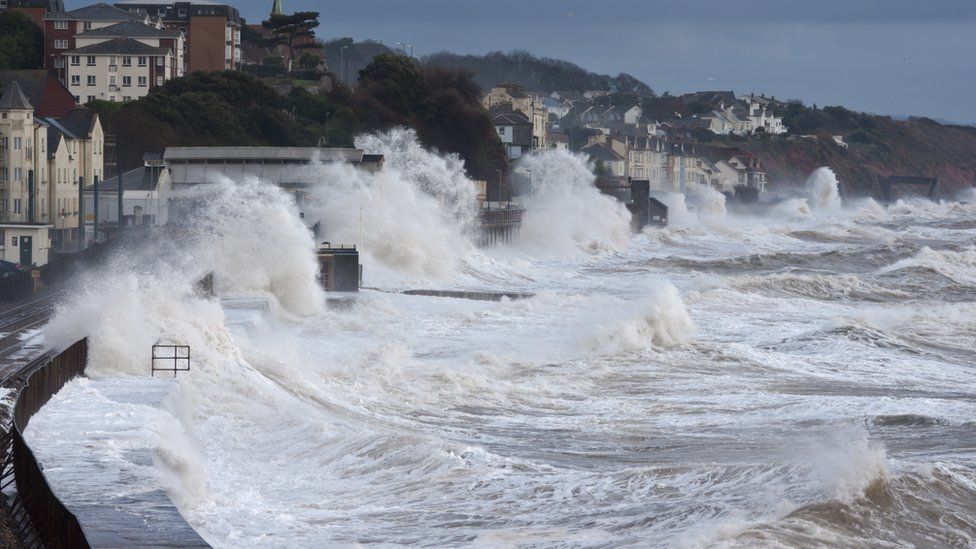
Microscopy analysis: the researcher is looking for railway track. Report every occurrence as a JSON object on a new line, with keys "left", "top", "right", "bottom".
{"left": 0, "top": 292, "right": 64, "bottom": 364}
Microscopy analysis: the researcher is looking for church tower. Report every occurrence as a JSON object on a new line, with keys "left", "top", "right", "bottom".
{"left": 271, "top": 0, "right": 284, "bottom": 16}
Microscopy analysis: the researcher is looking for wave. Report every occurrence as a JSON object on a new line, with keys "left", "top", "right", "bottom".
{"left": 878, "top": 246, "right": 976, "bottom": 287}
{"left": 586, "top": 283, "right": 695, "bottom": 354}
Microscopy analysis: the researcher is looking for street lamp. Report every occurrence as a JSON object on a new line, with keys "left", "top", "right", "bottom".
{"left": 496, "top": 169, "right": 503, "bottom": 206}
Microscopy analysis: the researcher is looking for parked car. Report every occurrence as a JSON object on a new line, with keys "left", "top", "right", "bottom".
{"left": 0, "top": 260, "right": 22, "bottom": 279}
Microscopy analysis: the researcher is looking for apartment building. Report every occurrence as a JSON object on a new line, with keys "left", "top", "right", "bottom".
{"left": 114, "top": 0, "right": 242, "bottom": 71}
{"left": 44, "top": 3, "right": 149, "bottom": 74}
{"left": 64, "top": 37, "right": 177, "bottom": 103}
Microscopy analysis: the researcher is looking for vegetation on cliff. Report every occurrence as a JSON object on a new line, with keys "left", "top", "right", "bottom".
{"left": 90, "top": 58, "right": 507, "bottom": 180}
{"left": 423, "top": 50, "right": 653, "bottom": 95}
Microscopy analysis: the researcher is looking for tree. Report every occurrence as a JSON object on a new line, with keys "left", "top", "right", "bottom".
{"left": 0, "top": 11, "right": 43, "bottom": 70}
{"left": 262, "top": 11, "right": 320, "bottom": 62}
{"left": 298, "top": 51, "right": 323, "bottom": 70}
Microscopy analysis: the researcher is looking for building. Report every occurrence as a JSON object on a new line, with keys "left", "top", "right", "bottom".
{"left": 44, "top": 3, "right": 149, "bottom": 74}
{"left": 0, "top": 0, "right": 64, "bottom": 27}
{"left": 0, "top": 70, "right": 77, "bottom": 117}
{"left": 483, "top": 84, "right": 548, "bottom": 149}
{"left": 0, "top": 81, "right": 104, "bottom": 258}
{"left": 114, "top": 0, "right": 242, "bottom": 72}
{"left": 581, "top": 135, "right": 627, "bottom": 178}
{"left": 82, "top": 164, "right": 160, "bottom": 242}
{"left": 64, "top": 36, "right": 178, "bottom": 104}
{"left": 159, "top": 146, "right": 384, "bottom": 224}
{"left": 491, "top": 110, "right": 533, "bottom": 160}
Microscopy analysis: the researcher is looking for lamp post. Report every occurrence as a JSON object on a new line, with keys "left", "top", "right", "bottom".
{"left": 496, "top": 169, "right": 503, "bottom": 206}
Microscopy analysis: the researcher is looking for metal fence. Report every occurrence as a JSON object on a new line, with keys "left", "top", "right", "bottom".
{"left": 1, "top": 339, "right": 91, "bottom": 548}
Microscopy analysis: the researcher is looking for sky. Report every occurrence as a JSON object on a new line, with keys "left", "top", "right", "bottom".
{"left": 75, "top": 0, "right": 976, "bottom": 123}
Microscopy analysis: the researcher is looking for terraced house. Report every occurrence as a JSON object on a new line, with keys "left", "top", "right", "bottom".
{"left": 0, "top": 81, "right": 104, "bottom": 263}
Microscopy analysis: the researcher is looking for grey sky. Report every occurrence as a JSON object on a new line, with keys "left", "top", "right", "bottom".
{"left": 76, "top": 0, "right": 976, "bottom": 122}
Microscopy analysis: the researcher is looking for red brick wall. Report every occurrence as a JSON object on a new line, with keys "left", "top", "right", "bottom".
{"left": 44, "top": 21, "right": 76, "bottom": 70}
{"left": 187, "top": 16, "right": 227, "bottom": 72}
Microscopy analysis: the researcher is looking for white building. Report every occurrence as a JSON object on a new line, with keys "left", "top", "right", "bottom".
{"left": 0, "top": 81, "right": 104, "bottom": 262}
{"left": 64, "top": 36, "right": 176, "bottom": 104}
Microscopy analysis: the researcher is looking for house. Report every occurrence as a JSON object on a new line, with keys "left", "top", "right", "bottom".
{"left": 63, "top": 36, "right": 178, "bottom": 104}
{"left": 620, "top": 135, "right": 668, "bottom": 190}
{"left": 492, "top": 110, "right": 533, "bottom": 160}
{"left": 0, "top": 81, "right": 104, "bottom": 257}
{"left": 83, "top": 164, "right": 160, "bottom": 241}
{"left": 114, "top": 0, "right": 243, "bottom": 72}
{"left": 581, "top": 134, "right": 627, "bottom": 178}
{"left": 0, "top": 70, "right": 77, "bottom": 117}
{"left": 44, "top": 3, "right": 149, "bottom": 74}
{"left": 483, "top": 84, "right": 548, "bottom": 149}
{"left": 0, "top": 0, "right": 63, "bottom": 27}
{"left": 678, "top": 90, "right": 787, "bottom": 135}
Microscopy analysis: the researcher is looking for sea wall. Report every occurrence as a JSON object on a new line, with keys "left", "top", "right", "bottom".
{"left": 2, "top": 340, "right": 209, "bottom": 548}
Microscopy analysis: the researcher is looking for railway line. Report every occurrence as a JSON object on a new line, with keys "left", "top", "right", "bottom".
{"left": 0, "top": 292, "right": 64, "bottom": 380}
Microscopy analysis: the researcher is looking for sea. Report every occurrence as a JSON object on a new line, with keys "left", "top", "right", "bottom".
{"left": 25, "top": 130, "right": 976, "bottom": 547}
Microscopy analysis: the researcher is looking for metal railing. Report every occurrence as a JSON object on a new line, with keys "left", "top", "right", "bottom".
{"left": 151, "top": 344, "right": 190, "bottom": 377}
{"left": 1, "top": 339, "right": 91, "bottom": 548}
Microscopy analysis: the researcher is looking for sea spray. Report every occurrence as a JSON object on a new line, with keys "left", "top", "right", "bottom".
{"left": 196, "top": 177, "right": 325, "bottom": 316}
{"left": 587, "top": 282, "right": 695, "bottom": 354}
{"left": 806, "top": 167, "right": 842, "bottom": 211}
{"left": 303, "top": 130, "right": 477, "bottom": 280}
{"left": 515, "top": 149, "right": 632, "bottom": 253}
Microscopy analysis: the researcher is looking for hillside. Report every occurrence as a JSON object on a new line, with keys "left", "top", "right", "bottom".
{"left": 703, "top": 108, "right": 976, "bottom": 196}
{"left": 422, "top": 50, "right": 653, "bottom": 95}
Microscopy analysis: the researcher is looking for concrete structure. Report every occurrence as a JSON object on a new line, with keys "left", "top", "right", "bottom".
{"left": 114, "top": 0, "right": 242, "bottom": 72}
{"left": 83, "top": 165, "right": 160, "bottom": 241}
{"left": 160, "top": 146, "right": 384, "bottom": 224}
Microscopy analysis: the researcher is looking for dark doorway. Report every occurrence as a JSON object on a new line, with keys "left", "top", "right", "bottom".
{"left": 19, "top": 235, "right": 32, "bottom": 267}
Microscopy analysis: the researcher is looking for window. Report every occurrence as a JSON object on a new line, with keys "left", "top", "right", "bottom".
{"left": 14, "top": 199, "right": 21, "bottom": 214}
{"left": 158, "top": 7, "right": 165, "bottom": 14}
{"left": 55, "top": 58, "right": 65, "bottom": 68}
{"left": 178, "top": 8, "right": 186, "bottom": 16}
{"left": 0, "top": 168, "right": 6, "bottom": 181}
{"left": 13, "top": 168, "right": 21, "bottom": 181}
{"left": 10, "top": 237, "right": 16, "bottom": 246}
{"left": 138, "top": 76, "right": 147, "bottom": 87}
{"left": 123, "top": 56, "right": 132, "bottom": 66}
{"left": 109, "top": 75, "right": 116, "bottom": 86}
{"left": 86, "top": 55, "right": 96, "bottom": 66}
{"left": 70, "top": 55, "right": 80, "bottom": 65}
{"left": 123, "top": 96, "right": 131, "bottom": 102}
{"left": 137, "top": 56, "right": 147, "bottom": 66}
{"left": 122, "top": 76, "right": 131, "bottom": 87}
{"left": 0, "top": 137, "right": 5, "bottom": 149}
{"left": 85, "top": 95, "right": 94, "bottom": 103}
{"left": 13, "top": 137, "right": 21, "bottom": 150}
{"left": 87, "top": 75, "right": 95, "bottom": 86}
{"left": 40, "top": 139, "right": 44, "bottom": 153}
{"left": 71, "top": 75, "right": 80, "bottom": 86}
{"left": 83, "top": 21, "right": 92, "bottom": 30}
{"left": 156, "top": 76, "right": 163, "bottom": 86}
{"left": 156, "top": 56, "right": 164, "bottom": 66}
{"left": 54, "top": 39, "right": 68, "bottom": 49}
{"left": 54, "top": 20, "right": 68, "bottom": 29}
{"left": 109, "top": 96, "right": 116, "bottom": 102}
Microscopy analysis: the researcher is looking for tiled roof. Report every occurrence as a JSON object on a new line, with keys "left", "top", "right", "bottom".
{"left": 75, "top": 20, "right": 181, "bottom": 38}
{"left": 68, "top": 37, "right": 167, "bottom": 55}
{"left": 47, "top": 2, "right": 143, "bottom": 21}
{"left": 492, "top": 111, "right": 531, "bottom": 126}
{"left": 0, "top": 81, "right": 33, "bottom": 110}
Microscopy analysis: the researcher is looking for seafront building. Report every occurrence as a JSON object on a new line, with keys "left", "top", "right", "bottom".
{"left": 0, "top": 81, "right": 104, "bottom": 264}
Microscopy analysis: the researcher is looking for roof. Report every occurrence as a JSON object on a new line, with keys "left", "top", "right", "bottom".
{"left": 0, "top": 81, "right": 33, "bottom": 110}
{"left": 84, "top": 167, "right": 155, "bottom": 192}
{"left": 582, "top": 143, "right": 625, "bottom": 162}
{"left": 68, "top": 37, "right": 168, "bottom": 55}
{"left": 41, "top": 108, "right": 98, "bottom": 142}
{"left": 47, "top": 2, "right": 142, "bottom": 21}
{"left": 75, "top": 20, "right": 182, "bottom": 38}
{"left": 163, "top": 147, "right": 370, "bottom": 163}
{"left": 115, "top": 0, "right": 223, "bottom": 5}
{"left": 492, "top": 111, "right": 531, "bottom": 126}
{"left": 0, "top": 71, "right": 51, "bottom": 109}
